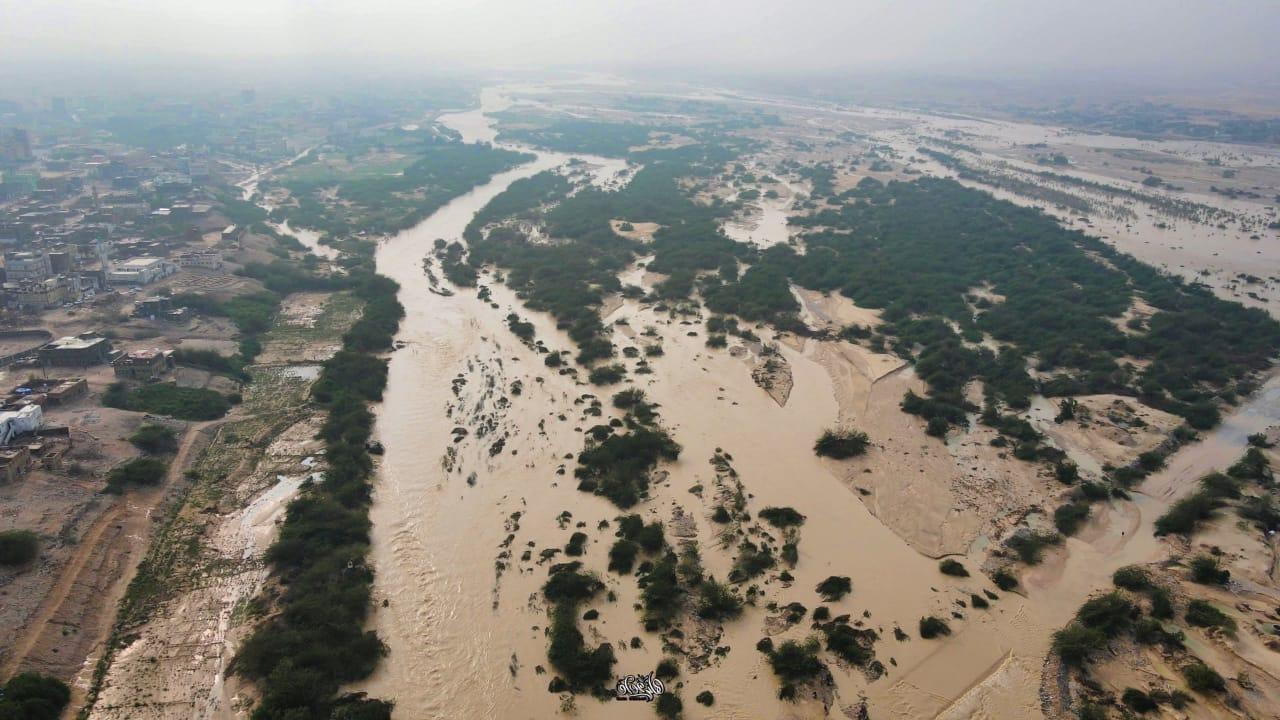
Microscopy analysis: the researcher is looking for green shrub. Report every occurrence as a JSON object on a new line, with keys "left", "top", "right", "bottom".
{"left": 655, "top": 692, "right": 682, "bottom": 719}
{"left": 1150, "top": 586, "right": 1175, "bottom": 619}
{"left": 992, "top": 568, "right": 1019, "bottom": 591}
{"left": 1121, "top": 687, "right": 1158, "bottom": 713}
{"left": 608, "top": 540, "right": 639, "bottom": 574}
{"left": 815, "top": 575, "right": 852, "bottom": 602}
{"left": 766, "top": 638, "right": 824, "bottom": 683}
{"left": 1134, "top": 618, "right": 1184, "bottom": 649}
{"left": 1112, "top": 565, "right": 1151, "bottom": 591}
{"left": 0, "top": 672, "right": 71, "bottom": 720}
{"left": 813, "top": 429, "right": 869, "bottom": 459}
{"left": 564, "top": 532, "right": 587, "bottom": 557}
{"left": 1182, "top": 661, "right": 1226, "bottom": 693}
{"left": 1052, "top": 622, "right": 1106, "bottom": 666}
{"left": 759, "top": 506, "right": 805, "bottom": 528}
{"left": 695, "top": 690, "right": 714, "bottom": 706}
{"left": 939, "top": 559, "right": 969, "bottom": 577}
{"left": 919, "top": 616, "right": 951, "bottom": 639}
{"left": 1188, "top": 555, "right": 1230, "bottom": 585}
{"left": 103, "top": 382, "right": 230, "bottom": 420}
{"left": 970, "top": 593, "right": 990, "bottom": 609}
{"left": 1185, "top": 599, "right": 1235, "bottom": 632}
{"left": 1075, "top": 592, "right": 1135, "bottom": 634}
{"left": 587, "top": 364, "right": 626, "bottom": 385}
{"left": 575, "top": 429, "right": 681, "bottom": 508}
{"left": 1006, "top": 530, "right": 1061, "bottom": 564}
{"left": 129, "top": 423, "right": 178, "bottom": 454}
{"left": 106, "top": 456, "right": 168, "bottom": 493}
{"left": 822, "top": 622, "right": 877, "bottom": 666}
{"left": 0, "top": 529, "right": 39, "bottom": 566}
{"left": 1053, "top": 501, "right": 1091, "bottom": 536}
{"left": 696, "top": 578, "right": 743, "bottom": 620}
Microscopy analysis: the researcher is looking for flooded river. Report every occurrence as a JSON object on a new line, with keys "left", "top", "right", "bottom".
{"left": 341, "top": 85, "right": 1280, "bottom": 719}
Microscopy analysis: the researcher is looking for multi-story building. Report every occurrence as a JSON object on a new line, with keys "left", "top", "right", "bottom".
{"left": 175, "top": 250, "right": 222, "bottom": 269}
{"left": 3, "top": 251, "right": 51, "bottom": 284}
{"left": 38, "top": 333, "right": 112, "bottom": 367}
{"left": 4, "top": 274, "right": 82, "bottom": 310}
{"left": 108, "top": 256, "right": 177, "bottom": 285}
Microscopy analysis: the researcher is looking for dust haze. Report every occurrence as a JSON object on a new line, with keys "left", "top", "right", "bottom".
{"left": 3, "top": 0, "right": 1278, "bottom": 98}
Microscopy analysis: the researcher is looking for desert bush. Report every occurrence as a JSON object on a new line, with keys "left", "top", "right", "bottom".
{"left": 815, "top": 575, "right": 852, "bottom": 602}
{"left": 813, "top": 429, "right": 869, "bottom": 459}
{"left": 0, "top": 529, "right": 39, "bottom": 566}
{"left": 919, "top": 616, "right": 951, "bottom": 639}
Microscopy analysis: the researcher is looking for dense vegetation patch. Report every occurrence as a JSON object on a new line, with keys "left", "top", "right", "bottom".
{"left": 232, "top": 265, "right": 403, "bottom": 719}
{"left": 0, "top": 671, "right": 70, "bottom": 720}
{"left": 1154, "top": 471, "right": 1242, "bottom": 536}
{"left": 725, "top": 177, "right": 1280, "bottom": 433}
{"left": 103, "top": 382, "right": 230, "bottom": 421}
{"left": 129, "top": 423, "right": 178, "bottom": 454}
{"left": 106, "top": 457, "right": 168, "bottom": 493}
{"left": 0, "top": 529, "right": 39, "bottom": 566}
{"left": 270, "top": 138, "right": 531, "bottom": 238}
{"left": 543, "top": 561, "right": 615, "bottom": 695}
{"left": 575, "top": 428, "right": 681, "bottom": 508}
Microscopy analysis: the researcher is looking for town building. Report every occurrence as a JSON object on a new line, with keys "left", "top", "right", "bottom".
{"left": 175, "top": 250, "right": 223, "bottom": 269}
{"left": 0, "top": 405, "right": 42, "bottom": 446}
{"left": 109, "top": 256, "right": 177, "bottom": 285}
{"left": 38, "top": 333, "right": 112, "bottom": 367}
{"left": 0, "top": 446, "right": 32, "bottom": 482}
{"left": 133, "top": 296, "right": 173, "bottom": 318}
{"left": 112, "top": 348, "right": 174, "bottom": 380}
{"left": 4, "top": 274, "right": 82, "bottom": 310}
{"left": 3, "top": 251, "right": 51, "bottom": 283}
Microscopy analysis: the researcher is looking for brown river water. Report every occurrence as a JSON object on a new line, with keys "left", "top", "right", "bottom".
{"left": 340, "top": 86, "right": 1280, "bottom": 719}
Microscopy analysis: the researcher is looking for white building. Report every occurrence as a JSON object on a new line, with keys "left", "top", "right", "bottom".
{"left": 109, "top": 256, "right": 177, "bottom": 286}
{"left": 0, "top": 405, "right": 42, "bottom": 446}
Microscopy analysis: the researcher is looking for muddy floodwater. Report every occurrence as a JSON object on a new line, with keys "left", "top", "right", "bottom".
{"left": 349, "top": 86, "right": 1280, "bottom": 719}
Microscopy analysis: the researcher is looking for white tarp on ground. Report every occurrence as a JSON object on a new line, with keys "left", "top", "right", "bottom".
{"left": 0, "top": 405, "right": 43, "bottom": 446}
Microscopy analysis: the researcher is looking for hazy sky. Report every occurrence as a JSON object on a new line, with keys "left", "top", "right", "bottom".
{"left": 3, "top": 0, "right": 1277, "bottom": 92}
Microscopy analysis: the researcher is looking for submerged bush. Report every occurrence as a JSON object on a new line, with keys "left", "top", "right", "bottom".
{"left": 813, "top": 429, "right": 869, "bottom": 459}
{"left": 919, "top": 616, "right": 951, "bottom": 639}
{"left": 815, "top": 575, "right": 852, "bottom": 602}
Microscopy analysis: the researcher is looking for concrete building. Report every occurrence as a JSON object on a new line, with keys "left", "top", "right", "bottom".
{"left": 220, "top": 225, "right": 243, "bottom": 242}
{"left": 0, "top": 446, "right": 32, "bottom": 482}
{"left": 109, "top": 256, "right": 177, "bottom": 285}
{"left": 0, "top": 405, "right": 42, "bottom": 446}
{"left": 4, "top": 251, "right": 51, "bottom": 283}
{"left": 38, "top": 333, "right": 112, "bottom": 367}
{"left": 112, "top": 349, "right": 174, "bottom": 380}
{"left": 175, "top": 250, "right": 223, "bottom": 269}
{"left": 5, "top": 274, "right": 81, "bottom": 310}
{"left": 133, "top": 296, "right": 173, "bottom": 318}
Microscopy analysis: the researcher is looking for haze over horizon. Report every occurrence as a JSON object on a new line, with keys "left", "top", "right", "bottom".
{"left": 3, "top": 0, "right": 1278, "bottom": 98}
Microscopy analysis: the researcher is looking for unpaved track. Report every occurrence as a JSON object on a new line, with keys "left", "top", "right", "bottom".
{"left": 2, "top": 419, "right": 224, "bottom": 712}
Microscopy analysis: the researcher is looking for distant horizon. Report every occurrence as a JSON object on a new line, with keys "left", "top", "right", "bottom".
{"left": 3, "top": 0, "right": 1278, "bottom": 112}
